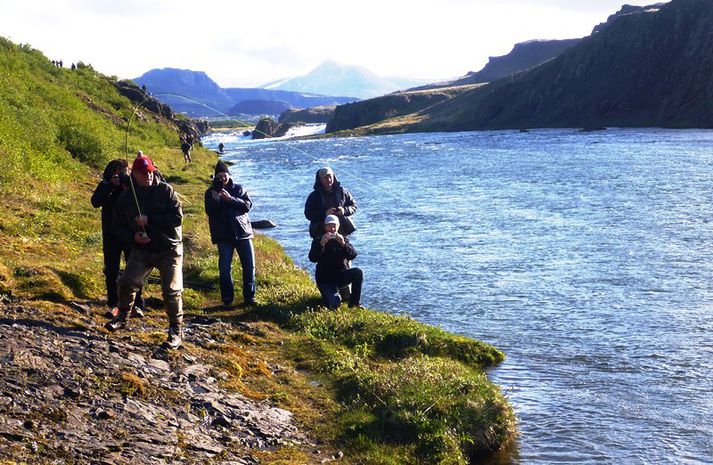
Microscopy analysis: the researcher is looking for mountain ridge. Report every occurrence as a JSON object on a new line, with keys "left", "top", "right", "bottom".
{"left": 134, "top": 68, "right": 356, "bottom": 117}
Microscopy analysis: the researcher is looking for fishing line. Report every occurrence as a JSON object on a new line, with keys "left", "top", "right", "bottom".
{"left": 124, "top": 91, "right": 424, "bottom": 214}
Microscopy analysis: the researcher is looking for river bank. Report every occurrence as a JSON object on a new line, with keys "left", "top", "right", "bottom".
{"left": 0, "top": 37, "right": 517, "bottom": 463}
{"left": 206, "top": 128, "right": 713, "bottom": 464}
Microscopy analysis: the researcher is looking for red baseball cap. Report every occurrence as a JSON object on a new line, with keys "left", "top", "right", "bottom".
{"left": 132, "top": 154, "right": 156, "bottom": 173}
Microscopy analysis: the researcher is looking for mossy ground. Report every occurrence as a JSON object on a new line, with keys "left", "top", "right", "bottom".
{"left": 0, "top": 37, "right": 516, "bottom": 464}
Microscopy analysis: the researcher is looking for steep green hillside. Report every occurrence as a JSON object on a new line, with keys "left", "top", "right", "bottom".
{"left": 0, "top": 37, "right": 204, "bottom": 302}
{"left": 0, "top": 38, "right": 515, "bottom": 464}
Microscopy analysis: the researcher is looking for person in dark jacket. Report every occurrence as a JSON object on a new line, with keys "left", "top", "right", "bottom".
{"left": 91, "top": 159, "right": 144, "bottom": 319}
{"left": 304, "top": 167, "right": 357, "bottom": 238}
{"left": 308, "top": 215, "right": 363, "bottom": 309}
{"left": 204, "top": 161, "right": 257, "bottom": 307}
{"left": 106, "top": 153, "right": 185, "bottom": 349}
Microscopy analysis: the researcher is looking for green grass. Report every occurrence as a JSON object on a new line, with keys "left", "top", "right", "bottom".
{"left": 0, "top": 36, "right": 516, "bottom": 464}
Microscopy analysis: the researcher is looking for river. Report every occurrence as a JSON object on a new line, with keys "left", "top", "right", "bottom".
{"left": 202, "top": 128, "right": 713, "bottom": 464}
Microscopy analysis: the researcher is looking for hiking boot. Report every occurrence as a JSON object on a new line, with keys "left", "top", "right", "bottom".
{"left": 104, "top": 307, "right": 119, "bottom": 319}
{"left": 130, "top": 306, "right": 145, "bottom": 319}
{"left": 105, "top": 310, "right": 129, "bottom": 332}
{"left": 238, "top": 299, "right": 261, "bottom": 308}
{"left": 165, "top": 324, "right": 184, "bottom": 349}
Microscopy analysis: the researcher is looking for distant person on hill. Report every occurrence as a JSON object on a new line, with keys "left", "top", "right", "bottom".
{"left": 91, "top": 159, "right": 145, "bottom": 319}
{"left": 181, "top": 139, "right": 192, "bottom": 163}
{"left": 106, "top": 153, "right": 185, "bottom": 349}
{"left": 308, "top": 215, "right": 363, "bottom": 309}
{"left": 304, "top": 167, "right": 357, "bottom": 238}
{"left": 204, "top": 161, "right": 257, "bottom": 308}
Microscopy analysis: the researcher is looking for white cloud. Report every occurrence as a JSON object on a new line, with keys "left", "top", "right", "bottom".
{"left": 0, "top": 0, "right": 667, "bottom": 87}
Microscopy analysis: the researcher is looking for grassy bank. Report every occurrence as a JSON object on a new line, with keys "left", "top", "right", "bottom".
{"left": 0, "top": 37, "right": 516, "bottom": 464}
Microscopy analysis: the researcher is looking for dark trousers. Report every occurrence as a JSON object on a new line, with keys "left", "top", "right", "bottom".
{"left": 217, "top": 239, "right": 256, "bottom": 305}
{"left": 103, "top": 233, "right": 144, "bottom": 309}
{"left": 318, "top": 267, "right": 363, "bottom": 309}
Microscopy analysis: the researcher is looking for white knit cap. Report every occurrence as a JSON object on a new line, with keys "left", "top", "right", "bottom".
{"left": 324, "top": 214, "right": 340, "bottom": 226}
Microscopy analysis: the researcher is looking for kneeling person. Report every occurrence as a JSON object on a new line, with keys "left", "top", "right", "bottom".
{"left": 106, "top": 154, "right": 185, "bottom": 349}
{"left": 308, "top": 215, "right": 363, "bottom": 309}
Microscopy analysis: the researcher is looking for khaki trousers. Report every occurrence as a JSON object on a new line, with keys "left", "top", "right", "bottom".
{"left": 118, "top": 245, "right": 183, "bottom": 324}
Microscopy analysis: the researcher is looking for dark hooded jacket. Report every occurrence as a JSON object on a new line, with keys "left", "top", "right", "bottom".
{"left": 304, "top": 171, "right": 357, "bottom": 238}
{"left": 91, "top": 161, "right": 128, "bottom": 235}
{"left": 308, "top": 235, "right": 358, "bottom": 284}
{"left": 204, "top": 178, "right": 254, "bottom": 243}
{"left": 113, "top": 177, "right": 183, "bottom": 253}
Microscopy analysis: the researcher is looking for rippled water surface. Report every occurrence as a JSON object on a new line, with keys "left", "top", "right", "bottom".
{"left": 203, "top": 129, "right": 713, "bottom": 464}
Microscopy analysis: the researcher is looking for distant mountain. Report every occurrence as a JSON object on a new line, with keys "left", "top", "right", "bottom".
{"left": 261, "top": 60, "right": 428, "bottom": 99}
{"left": 227, "top": 99, "right": 293, "bottom": 116}
{"left": 330, "top": 0, "right": 712, "bottom": 133}
{"left": 134, "top": 68, "right": 356, "bottom": 117}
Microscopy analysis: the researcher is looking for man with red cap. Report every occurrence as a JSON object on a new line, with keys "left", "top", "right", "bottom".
{"left": 106, "top": 153, "right": 185, "bottom": 349}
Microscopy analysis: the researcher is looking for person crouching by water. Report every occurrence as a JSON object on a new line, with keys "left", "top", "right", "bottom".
{"left": 204, "top": 161, "right": 257, "bottom": 308}
{"left": 304, "top": 167, "right": 357, "bottom": 238}
{"left": 91, "top": 159, "right": 145, "bottom": 319}
{"left": 309, "top": 215, "right": 363, "bottom": 309}
{"left": 106, "top": 153, "right": 185, "bottom": 349}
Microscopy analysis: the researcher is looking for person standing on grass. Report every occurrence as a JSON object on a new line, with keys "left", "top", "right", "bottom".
{"left": 308, "top": 215, "right": 363, "bottom": 309}
{"left": 91, "top": 158, "right": 145, "bottom": 319}
{"left": 106, "top": 153, "right": 185, "bottom": 349}
{"left": 204, "top": 161, "right": 257, "bottom": 308}
{"left": 304, "top": 167, "right": 357, "bottom": 238}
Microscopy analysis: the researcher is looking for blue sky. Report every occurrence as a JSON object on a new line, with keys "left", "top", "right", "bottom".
{"left": 0, "top": 0, "right": 667, "bottom": 87}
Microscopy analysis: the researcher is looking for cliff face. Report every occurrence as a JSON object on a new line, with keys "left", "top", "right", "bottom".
{"left": 410, "top": 0, "right": 713, "bottom": 131}
{"left": 462, "top": 39, "right": 581, "bottom": 84}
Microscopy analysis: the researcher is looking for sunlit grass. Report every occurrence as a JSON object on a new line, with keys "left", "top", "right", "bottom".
{"left": 0, "top": 36, "right": 515, "bottom": 464}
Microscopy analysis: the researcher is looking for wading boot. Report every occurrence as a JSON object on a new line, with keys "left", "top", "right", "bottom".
{"left": 165, "top": 323, "right": 184, "bottom": 350}
{"left": 104, "top": 307, "right": 119, "bottom": 319}
{"left": 130, "top": 306, "right": 145, "bottom": 319}
{"left": 105, "top": 309, "right": 129, "bottom": 332}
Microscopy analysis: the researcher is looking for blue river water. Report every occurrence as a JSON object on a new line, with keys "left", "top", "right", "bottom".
{"left": 202, "top": 128, "right": 713, "bottom": 464}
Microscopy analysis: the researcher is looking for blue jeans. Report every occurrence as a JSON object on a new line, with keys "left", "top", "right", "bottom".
{"left": 217, "top": 239, "right": 256, "bottom": 305}
{"left": 318, "top": 267, "right": 363, "bottom": 309}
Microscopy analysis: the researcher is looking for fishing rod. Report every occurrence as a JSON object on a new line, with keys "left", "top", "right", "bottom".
{"left": 124, "top": 91, "right": 424, "bottom": 212}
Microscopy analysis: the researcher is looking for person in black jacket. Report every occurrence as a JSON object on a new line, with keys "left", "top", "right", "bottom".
{"left": 106, "top": 154, "right": 185, "bottom": 349}
{"left": 304, "top": 167, "right": 357, "bottom": 238}
{"left": 308, "top": 215, "right": 363, "bottom": 309}
{"left": 91, "top": 159, "right": 144, "bottom": 319}
{"left": 204, "top": 161, "right": 257, "bottom": 308}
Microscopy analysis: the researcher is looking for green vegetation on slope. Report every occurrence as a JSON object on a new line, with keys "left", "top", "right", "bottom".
{"left": 0, "top": 37, "right": 515, "bottom": 464}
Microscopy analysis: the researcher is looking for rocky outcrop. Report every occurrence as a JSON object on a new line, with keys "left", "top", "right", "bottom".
{"left": 0, "top": 303, "right": 306, "bottom": 464}
{"left": 114, "top": 80, "right": 173, "bottom": 119}
{"left": 592, "top": 3, "right": 668, "bottom": 34}
{"left": 326, "top": 86, "right": 475, "bottom": 133}
{"left": 251, "top": 117, "right": 294, "bottom": 139}
{"left": 114, "top": 80, "right": 210, "bottom": 141}
{"left": 279, "top": 106, "right": 336, "bottom": 124}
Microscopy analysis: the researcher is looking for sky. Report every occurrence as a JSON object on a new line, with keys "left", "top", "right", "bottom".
{"left": 0, "top": 0, "right": 667, "bottom": 88}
